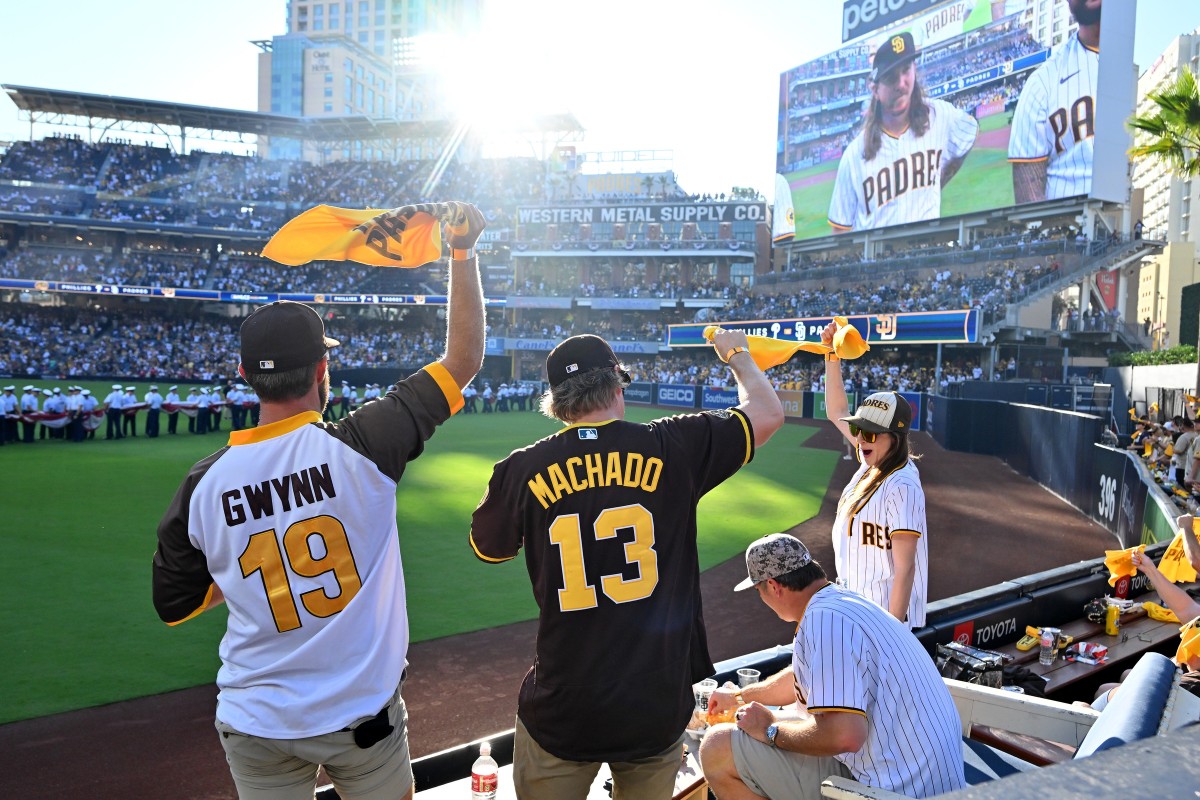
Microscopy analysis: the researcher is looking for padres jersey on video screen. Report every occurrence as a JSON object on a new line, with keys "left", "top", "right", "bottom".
{"left": 152, "top": 364, "right": 461, "bottom": 739}
{"left": 1008, "top": 31, "right": 1098, "bottom": 199}
{"left": 793, "top": 585, "right": 965, "bottom": 797}
{"left": 470, "top": 409, "right": 754, "bottom": 762}
{"left": 833, "top": 459, "right": 928, "bottom": 628}
{"left": 829, "top": 97, "right": 978, "bottom": 232}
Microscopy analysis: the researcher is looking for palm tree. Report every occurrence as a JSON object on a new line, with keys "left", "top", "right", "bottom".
{"left": 1128, "top": 67, "right": 1200, "bottom": 177}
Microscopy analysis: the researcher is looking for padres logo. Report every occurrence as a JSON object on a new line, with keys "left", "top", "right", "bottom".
{"left": 891, "top": 35, "right": 905, "bottom": 54}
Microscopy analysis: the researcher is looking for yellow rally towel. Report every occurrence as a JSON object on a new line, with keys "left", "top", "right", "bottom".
{"left": 702, "top": 316, "right": 870, "bottom": 370}
{"left": 1143, "top": 602, "right": 1181, "bottom": 623}
{"left": 1129, "top": 407, "right": 1139, "bottom": 420}
{"left": 1104, "top": 544, "right": 1146, "bottom": 587}
{"left": 1177, "top": 615, "right": 1200, "bottom": 666}
{"left": 261, "top": 202, "right": 463, "bottom": 267}
{"left": 1158, "top": 530, "right": 1200, "bottom": 583}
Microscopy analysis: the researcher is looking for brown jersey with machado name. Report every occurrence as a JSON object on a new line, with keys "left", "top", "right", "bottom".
{"left": 470, "top": 409, "right": 754, "bottom": 762}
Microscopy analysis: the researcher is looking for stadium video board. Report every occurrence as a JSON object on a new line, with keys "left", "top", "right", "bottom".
{"left": 772, "top": 0, "right": 1135, "bottom": 243}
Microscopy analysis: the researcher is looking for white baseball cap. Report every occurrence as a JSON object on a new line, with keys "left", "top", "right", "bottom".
{"left": 169, "top": 385, "right": 178, "bottom": 391}
{"left": 23, "top": 385, "right": 34, "bottom": 391}
{"left": 841, "top": 391, "right": 912, "bottom": 435}
{"left": 113, "top": 384, "right": 122, "bottom": 389}
{"left": 82, "top": 389, "right": 91, "bottom": 396}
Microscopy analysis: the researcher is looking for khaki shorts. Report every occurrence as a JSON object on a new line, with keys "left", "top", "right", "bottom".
{"left": 731, "top": 728, "right": 851, "bottom": 800}
{"left": 216, "top": 686, "right": 412, "bottom": 800}
{"left": 513, "top": 717, "right": 684, "bottom": 800}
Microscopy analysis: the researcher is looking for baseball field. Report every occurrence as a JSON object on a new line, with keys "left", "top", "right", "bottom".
{"left": 2, "top": 401, "right": 835, "bottom": 725}
{"left": 785, "top": 112, "right": 1014, "bottom": 240}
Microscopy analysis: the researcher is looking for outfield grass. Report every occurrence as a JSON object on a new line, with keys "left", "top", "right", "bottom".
{"left": 0, "top": 405, "right": 834, "bottom": 724}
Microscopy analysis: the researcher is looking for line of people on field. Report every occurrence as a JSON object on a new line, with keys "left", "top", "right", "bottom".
{"left": 461, "top": 381, "right": 541, "bottom": 414}
{"left": 2, "top": 382, "right": 267, "bottom": 444}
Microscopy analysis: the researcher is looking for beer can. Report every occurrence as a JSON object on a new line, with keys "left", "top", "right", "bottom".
{"left": 1105, "top": 603, "right": 1120, "bottom": 636}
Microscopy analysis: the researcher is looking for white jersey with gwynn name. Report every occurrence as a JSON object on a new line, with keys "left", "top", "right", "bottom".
{"left": 833, "top": 458, "right": 929, "bottom": 628}
{"left": 1008, "top": 31, "right": 1098, "bottom": 200}
{"left": 829, "top": 97, "right": 978, "bottom": 232}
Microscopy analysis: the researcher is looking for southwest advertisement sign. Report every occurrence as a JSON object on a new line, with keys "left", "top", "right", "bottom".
{"left": 667, "top": 309, "right": 978, "bottom": 348}
{"left": 701, "top": 387, "right": 740, "bottom": 410}
{"left": 775, "top": 0, "right": 1135, "bottom": 242}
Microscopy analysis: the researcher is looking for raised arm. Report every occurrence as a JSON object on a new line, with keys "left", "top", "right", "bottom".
{"left": 1132, "top": 547, "right": 1200, "bottom": 623}
{"left": 709, "top": 327, "right": 784, "bottom": 447}
{"left": 821, "top": 321, "right": 853, "bottom": 443}
{"left": 437, "top": 202, "right": 487, "bottom": 389}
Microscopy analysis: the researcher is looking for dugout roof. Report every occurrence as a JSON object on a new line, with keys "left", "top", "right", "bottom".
{"left": 3, "top": 85, "right": 583, "bottom": 144}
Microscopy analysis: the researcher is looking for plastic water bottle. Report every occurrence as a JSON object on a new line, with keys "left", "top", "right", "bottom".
{"left": 470, "top": 741, "right": 498, "bottom": 799}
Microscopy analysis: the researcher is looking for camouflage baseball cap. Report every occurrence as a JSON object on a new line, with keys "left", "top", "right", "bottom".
{"left": 734, "top": 533, "right": 813, "bottom": 591}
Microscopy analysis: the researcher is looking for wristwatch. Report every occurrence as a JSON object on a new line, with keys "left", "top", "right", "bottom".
{"left": 765, "top": 723, "right": 779, "bottom": 748}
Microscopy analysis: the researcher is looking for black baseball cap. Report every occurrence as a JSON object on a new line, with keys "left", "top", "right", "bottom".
{"left": 546, "top": 334, "right": 621, "bottom": 389}
{"left": 841, "top": 391, "right": 912, "bottom": 435}
{"left": 240, "top": 301, "right": 339, "bottom": 375}
{"left": 870, "top": 31, "right": 920, "bottom": 82}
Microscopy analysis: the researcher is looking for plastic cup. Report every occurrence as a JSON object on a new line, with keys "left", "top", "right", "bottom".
{"left": 694, "top": 678, "right": 718, "bottom": 712}
{"left": 736, "top": 668, "right": 761, "bottom": 688}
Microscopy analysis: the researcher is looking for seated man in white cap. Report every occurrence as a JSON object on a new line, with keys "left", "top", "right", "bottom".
{"left": 700, "top": 533, "right": 965, "bottom": 800}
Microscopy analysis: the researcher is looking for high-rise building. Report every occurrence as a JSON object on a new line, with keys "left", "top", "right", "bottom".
{"left": 256, "top": 0, "right": 482, "bottom": 159}
{"left": 1131, "top": 28, "right": 1200, "bottom": 349}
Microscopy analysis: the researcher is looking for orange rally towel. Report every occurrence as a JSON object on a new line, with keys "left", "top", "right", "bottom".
{"left": 1178, "top": 616, "right": 1200, "bottom": 666}
{"left": 262, "top": 202, "right": 460, "bottom": 267}
{"left": 1142, "top": 602, "right": 1181, "bottom": 623}
{"left": 703, "top": 316, "right": 870, "bottom": 370}
{"left": 1158, "top": 530, "right": 1200, "bottom": 583}
{"left": 1104, "top": 544, "right": 1146, "bottom": 587}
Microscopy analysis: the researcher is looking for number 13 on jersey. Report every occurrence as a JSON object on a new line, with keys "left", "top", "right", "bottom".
{"left": 549, "top": 503, "right": 659, "bottom": 612}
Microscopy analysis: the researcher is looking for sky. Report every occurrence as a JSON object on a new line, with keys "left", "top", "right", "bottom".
{"left": 1, "top": 0, "right": 1198, "bottom": 198}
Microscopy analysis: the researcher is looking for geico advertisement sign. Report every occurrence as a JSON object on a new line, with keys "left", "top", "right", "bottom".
{"left": 656, "top": 385, "right": 696, "bottom": 406}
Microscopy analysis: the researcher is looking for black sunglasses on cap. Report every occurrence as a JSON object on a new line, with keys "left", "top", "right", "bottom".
{"left": 848, "top": 423, "right": 879, "bottom": 443}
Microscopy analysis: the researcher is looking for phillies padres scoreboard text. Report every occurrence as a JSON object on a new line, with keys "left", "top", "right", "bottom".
{"left": 775, "top": 0, "right": 1136, "bottom": 242}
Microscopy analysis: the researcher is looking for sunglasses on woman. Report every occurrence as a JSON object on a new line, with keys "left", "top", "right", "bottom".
{"left": 848, "top": 424, "right": 879, "bottom": 443}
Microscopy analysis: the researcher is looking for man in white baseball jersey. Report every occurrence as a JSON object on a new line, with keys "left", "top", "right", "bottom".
{"left": 828, "top": 31, "right": 978, "bottom": 232}
{"left": 700, "top": 533, "right": 965, "bottom": 800}
{"left": 152, "top": 202, "right": 487, "bottom": 800}
{"left": 1008, "top": 0, "right": 1100, "bottom": 203}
